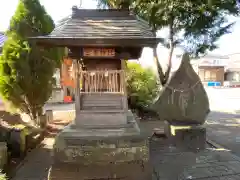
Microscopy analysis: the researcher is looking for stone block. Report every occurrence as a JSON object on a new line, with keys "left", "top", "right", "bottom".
{"left": 150, "top": 137, "right": 198, "bottom": 180}
{"left": 53, "top": 135, "right": 149, "bottom": 165}
{"left": 75, "top": 111, "right": 127, "bottom": 127}
{"left": 150, "top": 121, "right": 207, "bottom": 179}
{"left": 49, "top": 161, "right": 151, "bottom": 180}
{"left": 53, "top": 114, "right": 148, "bottom": 165}
{"left": 51, "top": 110, "right": 149, "bottom": 179}
{"left": 163, "top": 122, "right": 206, "bottom": 151}
{"left": 164, "top": 120, "right": 171, "bottom": 137}
{"left": 170, "top": 125, "right": 206, "bottom": 151}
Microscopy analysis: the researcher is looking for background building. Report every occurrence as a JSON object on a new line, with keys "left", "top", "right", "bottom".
{"left": 0, "top": 32, "right": 6, "bottom": 55}
{"left": 193, "top": 54, "right": 228, "bottom": 86}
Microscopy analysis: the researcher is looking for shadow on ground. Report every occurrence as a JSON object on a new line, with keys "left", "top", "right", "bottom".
{"left": 205, "top": 110, "right": 240, "bottom": 156}
{"left": 0, "top": 111, "right": 30, "bottom": 127}
{"left": 10, "top": 118, "right": 70, "bottom": 180}
{"left": 46, "top": 119, "right": 71, "bottom": 138}
{"left": 11, "top": 110, "right": 240, "bottom": 180}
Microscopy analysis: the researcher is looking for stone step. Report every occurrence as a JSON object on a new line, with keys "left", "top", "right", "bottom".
{"left": 80, "top": 93, "right": 124, "bottom": 110}
{"left": 81, "top": 105, "right": 122, "bottom": 110}
{"left": 75, "top": 111, "right": 127, "bottom": 126}
{"left": 79, "top": 109, "right": 125, "bottom": 113}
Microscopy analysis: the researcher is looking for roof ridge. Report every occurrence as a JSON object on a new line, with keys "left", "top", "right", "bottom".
{"left": 54, "top": 16, "right": 71, "bottom": 33}
{"left": 72, "top": 7, "right": 130, "bottom": 12}
{"left": 56, "top": 16, "right": 71, "bottom": 26}
{"left": 127, "top": 11, "right": 155, "bottom": 32}
{"left": 71, "top": 7, "right": 130, "bottom": 18}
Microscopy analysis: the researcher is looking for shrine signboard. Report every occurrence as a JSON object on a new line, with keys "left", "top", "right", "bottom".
{"left": 83, "top": 48, "right": 115, "bottom": 58}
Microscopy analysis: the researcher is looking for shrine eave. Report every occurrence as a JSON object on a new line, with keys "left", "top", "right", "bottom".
{"left": 29, "top": 37, "right": 161, "bottom": 48}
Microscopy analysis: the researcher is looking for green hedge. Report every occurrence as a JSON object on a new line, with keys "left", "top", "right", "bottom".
{"left": 126, "top": 62, "right": 159, "bottom": 110}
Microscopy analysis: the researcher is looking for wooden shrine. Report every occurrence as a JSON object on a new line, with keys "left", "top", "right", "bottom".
{"left": 30, "top": 7, "right": 160, "bottom": 180}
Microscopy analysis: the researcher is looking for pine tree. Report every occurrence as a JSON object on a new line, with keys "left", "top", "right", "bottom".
{"left": 0, "top": 0, "right": 60, "bottom": 123}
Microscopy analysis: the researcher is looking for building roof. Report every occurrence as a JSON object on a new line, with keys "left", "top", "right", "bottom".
{"left": 225, "top": 53, "right": 240, "bottom": 72}
{"left": 192, "top": 54, "right": 229, "bottom": 67}
{"left": 189, "top": 53, "right": 240, "bottom": 72}
{"left": 30, "top": 7, "right": 160, "bottom": 47}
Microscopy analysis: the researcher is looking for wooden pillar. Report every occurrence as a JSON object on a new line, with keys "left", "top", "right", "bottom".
{"left": 121, "top": 60, "right": 128, "bottom": 111}
{"left": 73, "top": 59, "right": 80, "bottom": 111}
{"left": 62, "top": 48, "right": 69, "bottom": 98}
{"left": 61, "top": 61, "right": 67, "bottom": 97}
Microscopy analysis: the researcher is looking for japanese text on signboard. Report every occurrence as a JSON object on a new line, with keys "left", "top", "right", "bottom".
{"left": 83, "top": 48, "right": 115, "bottom": 57}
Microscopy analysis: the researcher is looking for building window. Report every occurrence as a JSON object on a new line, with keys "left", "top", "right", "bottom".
{"left": 205, "top": 70, "right": 211, "bottom": 79}
{"left": 213, "top": 59, "right": 220, "bottom": 65}
{"left": 204, "top": 70, "right": 217, "bottom": 81}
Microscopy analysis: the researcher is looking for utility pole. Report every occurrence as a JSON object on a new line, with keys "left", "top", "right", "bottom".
{"left": 79, "top": 0, "right": 82, "bottom": 8}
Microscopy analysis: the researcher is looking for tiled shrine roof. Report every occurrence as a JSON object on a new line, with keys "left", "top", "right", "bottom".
{"left": 30, "top": 7, "right": 160, "bottom": 47}
{"left": 53, "top": 8, "right": 154, "bottom": 39}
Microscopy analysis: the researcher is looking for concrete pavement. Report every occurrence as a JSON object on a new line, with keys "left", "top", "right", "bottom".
{"left": 205, "top": 111, "right": 240, "bottom": 156}
{"left": 11, "top": 119, "right": 240, "bottom": 180}
{"left": 203, "top": 87, "right": 240, "bottom": 156}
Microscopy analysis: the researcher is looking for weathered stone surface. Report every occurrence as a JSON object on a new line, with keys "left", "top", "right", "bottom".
{"left": 154, "top": 53, "right": 210, "bottom": 124}
{"left": 149, "top": 121, "right": 207, "bottom": 179}
{"left": 163, "top": 121, "right": 206, "bottom": 151}
{"left": 49, "top": 161, "right": 151, "bottom": 180}
{"left": 171, "top": 125, "right": 206, "bottom": 151}
{"left": 54, "top": 134, "right": 148, "bottom": 165}
{"left": 53, "top": 113, "right": 149, "bottom": 165}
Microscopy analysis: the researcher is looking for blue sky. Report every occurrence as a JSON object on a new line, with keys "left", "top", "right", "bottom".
{"left": 0, "top": 0, "right": 240, "bottom": 68}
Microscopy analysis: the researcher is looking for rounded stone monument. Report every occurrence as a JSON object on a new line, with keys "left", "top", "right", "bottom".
{"left": 153, "top": 53, "right": 210, "bottom": 125}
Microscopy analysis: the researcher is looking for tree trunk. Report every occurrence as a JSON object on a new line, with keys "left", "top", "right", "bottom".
{"left": 153, "top": 47, "right": 165, "bottom": 85}
{"left": 27, "top": 104, "right": 42, "bottom": 127}
{"left": 164, "top": 42, "right": 174, "bottom": 84}
{"left": 153, "top": 31, "right": 165, "bottom": 86}
{"left": 164, "top": 19, "right": 175, "bottom": 84}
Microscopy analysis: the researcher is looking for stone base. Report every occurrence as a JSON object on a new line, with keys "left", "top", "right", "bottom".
{"left": 49, "top": 162, "right": 151, "bottom": 180}
{"left": 164, "top": 121, "right": 206, "bottom": 151}
{"left": 49, "top": 111, "right": 149, "bottom": 179}
{"left": 150, "top": 137, "right": 198, "bottom": 180}
{"left": 75, "top": 110, "right": 128, "bottom": 127}
{"left": 150, "top": 121, "right": 207, "bottom": 179}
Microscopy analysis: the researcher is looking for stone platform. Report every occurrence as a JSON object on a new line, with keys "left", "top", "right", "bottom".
{"left": 151, "top": 121, "right": 207, "bottom": 179}
{"left": 49, "top": 111, "right": 149, "bottom": 180}
{"left": 49, "top": 162, "right": 151, "bottom": 180}
{"left": 12, "top": 120, "right": 240, "bottom": 180}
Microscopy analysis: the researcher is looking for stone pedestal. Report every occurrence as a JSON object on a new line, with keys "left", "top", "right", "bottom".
{"left": 151, "top": 121, "right": 206, "bottom": 180}
{"left": 50, "top": 162, "right": 151, "bottom": 180}
{"left": 49, "top": 111, "right": 150, "bottom": 180}
{"left": 164, "top": 121, "right": 206, "bottom": 151}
